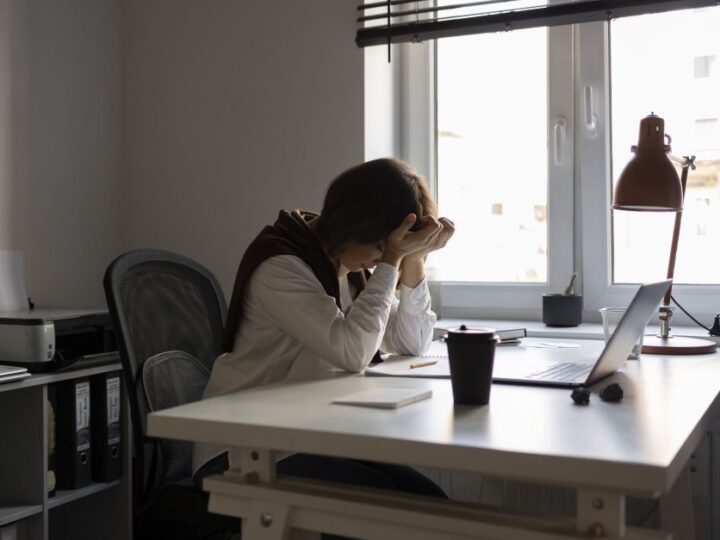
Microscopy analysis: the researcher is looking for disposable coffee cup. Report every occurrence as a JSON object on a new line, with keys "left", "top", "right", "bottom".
{"left": 446, "top": 326, "right": 498, "bottom": 405}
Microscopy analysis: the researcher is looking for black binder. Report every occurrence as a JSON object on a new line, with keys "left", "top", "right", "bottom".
{"left": 47, "top": 384, "right": 57, "bottom": 497}
{"left": 91, "top": 372, "right": 123, "bottom": 482}
{"left": 55, "top": 378, "right": 92, "bottom": 489}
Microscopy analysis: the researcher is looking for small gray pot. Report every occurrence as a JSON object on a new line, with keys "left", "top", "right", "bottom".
{"left": 542, "top": 294, "right": 582, "bottom": 327}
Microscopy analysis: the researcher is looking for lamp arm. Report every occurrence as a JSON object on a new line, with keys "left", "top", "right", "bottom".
{"left": 662, "top": 155, "right": 694, "bottom": 308}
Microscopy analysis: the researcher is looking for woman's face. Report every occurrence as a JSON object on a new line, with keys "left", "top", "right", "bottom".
{"left": 336, "top": 241, "right": 385, "bottom": 274}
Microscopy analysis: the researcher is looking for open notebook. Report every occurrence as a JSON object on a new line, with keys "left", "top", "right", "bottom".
{"left": 366, "top": 341, "right": 450, "bottom": 378}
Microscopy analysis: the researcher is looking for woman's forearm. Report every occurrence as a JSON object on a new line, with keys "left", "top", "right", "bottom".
{"left": 400, "top": 256, "right": 425, "bottom": 288}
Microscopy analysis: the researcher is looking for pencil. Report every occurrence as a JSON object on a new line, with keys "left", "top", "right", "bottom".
{"left": 409, "top": 360, "right": 438, "bottom": 369}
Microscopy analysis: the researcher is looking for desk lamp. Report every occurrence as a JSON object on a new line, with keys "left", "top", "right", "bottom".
{"left": 613, "top": 113, "right": 717, "bottom": 355}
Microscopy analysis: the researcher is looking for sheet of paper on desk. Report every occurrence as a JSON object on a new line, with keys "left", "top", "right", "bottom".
{"left": 332, "top": 388, "right": 432, "bottom": 409}
{"left": 523, "top": 342, "right": 580, "bottom": 349}
{"left": 366, "top": 357, "right": 450, "bottom": 378}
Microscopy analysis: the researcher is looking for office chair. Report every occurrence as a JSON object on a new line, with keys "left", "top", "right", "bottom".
{"left": 104, "top": 249, "right": 240, "bottom": 539}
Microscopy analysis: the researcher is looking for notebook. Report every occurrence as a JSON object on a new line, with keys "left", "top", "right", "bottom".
{"left": 332, "top": 388, "right": 432, "bottom": 409}
{"left": 367, "top": 280, "right": 670, "bottom": 388}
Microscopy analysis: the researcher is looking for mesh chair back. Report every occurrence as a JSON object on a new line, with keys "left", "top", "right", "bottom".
{"left": 104, "top": 250, "right": 227, "bottom": 497}
{"left": 143, "top": 350, "right": 211, "bottom": 481}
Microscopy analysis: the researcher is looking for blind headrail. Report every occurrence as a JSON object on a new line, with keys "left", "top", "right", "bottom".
{"left": 356, "top": 0, "right": 719, "bottom": 47}
{"left": 359, "top": 0, "right": 525, "bottom": 23}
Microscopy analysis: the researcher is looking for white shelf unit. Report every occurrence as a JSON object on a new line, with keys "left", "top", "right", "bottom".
{"left": 0, "top": 363, "right": 131, "bottom": 540}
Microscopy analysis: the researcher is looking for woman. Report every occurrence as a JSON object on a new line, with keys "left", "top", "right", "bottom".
{"left": 193, "top": 158, "right": 454, "bottom": 502}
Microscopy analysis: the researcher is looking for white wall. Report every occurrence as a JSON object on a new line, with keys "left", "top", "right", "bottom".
{"left": 120, "top": 1, "right": 364, "bottom": 297}
{"left": 0, "top": 1, "right": 364, "bottom": 308}
{"left": 0, "top": 0, "right": 121, "bottom": 308}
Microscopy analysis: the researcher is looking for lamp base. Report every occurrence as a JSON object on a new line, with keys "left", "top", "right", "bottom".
{"left": 642, "top": 335, "right": 717, "bottom": 355}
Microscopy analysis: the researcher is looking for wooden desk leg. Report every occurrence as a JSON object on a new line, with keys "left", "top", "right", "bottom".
{"left": 577, "top": 489, "right": 626, "bottom": 538}
{"left": 227, "top": 449, "right": 319, "bottom": 540}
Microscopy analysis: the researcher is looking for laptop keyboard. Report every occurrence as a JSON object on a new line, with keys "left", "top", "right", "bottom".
{"left": 527, "top": 362, "right": 593, "bottom": 383}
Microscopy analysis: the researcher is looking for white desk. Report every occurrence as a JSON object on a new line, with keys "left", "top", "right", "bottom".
{"left": 147, "top": 342, "right": 720, "bottom": 539}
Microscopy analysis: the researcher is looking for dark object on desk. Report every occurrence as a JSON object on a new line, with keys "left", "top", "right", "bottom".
{"left": 543, "top": 294, "right": 582, "bottom": 327}
{"left": 104, "top": 249, "right": 239, "bottom": 539}
{"left": 446, "top": 325, "right": 497, "bottom": 405}
{"left": 600, "top": 383, "right": 624, "bottom": 403}
{"left": 571, "top": 387, "right": 590, "bottom": 405}
{"left": 55, "top": 378, "right": 93, "bottom": 489}
{"left": 91, "top": 372, "right": 123, "bottom": 482}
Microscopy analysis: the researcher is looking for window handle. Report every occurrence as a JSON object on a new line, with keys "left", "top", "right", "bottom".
{"left": 554, "top": 116, "right": 567, "bottom": 165}
{"left": 584, "top": 85, "right": 598, "bottom": 137}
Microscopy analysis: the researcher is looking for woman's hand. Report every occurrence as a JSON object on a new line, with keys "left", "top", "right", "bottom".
{"left": 379, "top": 213, "right": 443, "bottom": 268}
{"left": 400, "top": 217, "right": 455, "bottom": 287}
{"left": 404, "top": 216, "right": 455, "bottom": 263}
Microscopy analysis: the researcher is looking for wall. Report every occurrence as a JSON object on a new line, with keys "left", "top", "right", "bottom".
{"left": 0, "top": 0, "right": 121, "bottom": 308}
{"left": 120, "top": 1, "right": 364, "bottom": 296}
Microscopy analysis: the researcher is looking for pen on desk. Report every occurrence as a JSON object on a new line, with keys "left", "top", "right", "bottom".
{"left": 409, "top": 360, "right": 438, "bottom": 369}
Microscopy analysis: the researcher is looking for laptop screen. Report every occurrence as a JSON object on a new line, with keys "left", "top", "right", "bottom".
{"left": 586, "top": 280, "right": 670, "bottom": 385}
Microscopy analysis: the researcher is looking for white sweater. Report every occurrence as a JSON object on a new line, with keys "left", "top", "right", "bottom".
{"left": 192, "top": 254, "right": 436, "bottom": 474}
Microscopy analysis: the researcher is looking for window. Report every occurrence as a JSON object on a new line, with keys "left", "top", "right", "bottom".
{"left": 694, "top": 55, "right": 716, "bottom": 78}
{"left": 695, "top": 118, "right": 720, "bottom": 149}
{"left": 610, "top": 9, "right": 720, "bottom": 287}
{"left": 399, "top": 6, "right": 720, "bottom": 322}
{"left": 434, "top": 28, "right": 549, "bottom": 283}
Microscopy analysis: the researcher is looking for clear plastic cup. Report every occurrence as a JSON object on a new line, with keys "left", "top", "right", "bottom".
{"left": 599, "top": 307, "right": 644, "bottom": 359}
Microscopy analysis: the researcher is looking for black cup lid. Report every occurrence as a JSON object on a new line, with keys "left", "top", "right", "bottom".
{"left": 446, "top": 325, "right": 497, "bottom": 342}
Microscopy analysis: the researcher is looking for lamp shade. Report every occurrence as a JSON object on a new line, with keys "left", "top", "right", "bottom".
{"left": 612, "top": 114, "right": 683, "bottom": 212}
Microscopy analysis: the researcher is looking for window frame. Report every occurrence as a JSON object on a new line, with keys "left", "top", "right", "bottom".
{"left": 398, "top": 17, "right": 720, "bottom": 324}
{"left": 400, "top": 26, "right": 575, "bottom": 319}
{"left": 578, "top": 19, "right": 720, "bottom": 325}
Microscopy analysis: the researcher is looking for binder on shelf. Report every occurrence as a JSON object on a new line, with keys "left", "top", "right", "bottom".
{"left": 47, "top": 384, "right": 57, "bottom": 497}
{"left": 55, "top": 378, "right": 92, "bottom": 489}
{"left": 91, "top": 372, "right": 123, "bottom": 482}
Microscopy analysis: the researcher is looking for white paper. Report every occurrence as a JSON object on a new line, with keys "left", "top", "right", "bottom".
{"left": 0, "top": 251, "right": 29, "bottom": 312}
{"left": 523, "top": 342, "right": 580, "bottom": 349}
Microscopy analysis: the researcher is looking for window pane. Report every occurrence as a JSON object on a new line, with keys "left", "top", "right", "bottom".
{"left": 434, "top": 28, "right": 548, "bottom": 282}
{"left": 611, "top": 7, "right": 720, "bottom": 285}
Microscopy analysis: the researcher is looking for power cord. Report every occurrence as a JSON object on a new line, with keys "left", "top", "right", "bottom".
{"left": 670, "top": 294, "right": 719, "bottom": 335}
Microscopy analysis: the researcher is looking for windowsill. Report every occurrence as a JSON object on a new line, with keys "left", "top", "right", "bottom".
{"left": 435, "top": 318, "right": 720, "bottom": 343}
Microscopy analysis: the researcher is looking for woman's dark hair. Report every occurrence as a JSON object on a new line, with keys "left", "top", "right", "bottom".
{"left": 314, "top": 158, "right": 436, "bottom": 255}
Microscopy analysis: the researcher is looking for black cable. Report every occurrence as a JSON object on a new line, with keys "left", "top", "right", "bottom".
{"left": 670, "top": 294, "right": 711, "bottom": 332}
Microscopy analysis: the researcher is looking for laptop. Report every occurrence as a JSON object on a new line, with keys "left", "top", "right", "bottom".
{"left": 492, "top": 280, "right": 671, "bottom": 388}
{"left": 0, "top": 364, "right": 31, "bottom": 384}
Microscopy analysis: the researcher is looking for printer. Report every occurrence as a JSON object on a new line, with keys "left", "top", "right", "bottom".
{"left": 0, "top": 309, "right": 117, "bottom": 371}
